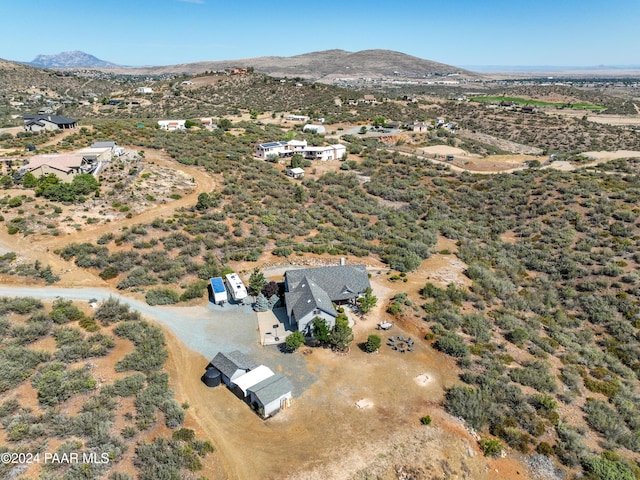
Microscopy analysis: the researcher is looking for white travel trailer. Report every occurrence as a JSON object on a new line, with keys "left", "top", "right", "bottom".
{"left": 225, "top": 273, "right": 248, "bottom": 302}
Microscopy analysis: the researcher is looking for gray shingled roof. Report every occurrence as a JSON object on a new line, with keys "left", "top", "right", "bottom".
{"left": 23, "top": 114, "right": 77, "bottom": 125}
{"left": 249, "top": 373, "right": 293, "bottom": 406}
{"left": 285, "top": 275, "right": 337, "bottom": 321}
{"left": 91, "top": 141, "right": 116, "bottom": 148}
{"left": 285, "top": 265, "right": 370, "bottom": 303}
{"left": 210, "top": 350, "right": 257, "bottom": 379}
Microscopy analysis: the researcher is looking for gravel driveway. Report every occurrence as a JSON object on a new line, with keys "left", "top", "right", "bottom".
{"left": 0, "top": 286, "right": 317, "bottom": 395}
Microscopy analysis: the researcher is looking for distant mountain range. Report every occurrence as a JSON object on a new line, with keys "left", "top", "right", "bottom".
{"left": 21, "top": 49, "right": 481, "bottom": 82}
{"left": 26, "top": 51, "right": 119, "bottom": 69}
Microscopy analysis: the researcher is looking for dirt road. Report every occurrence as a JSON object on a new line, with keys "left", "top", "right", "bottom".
{"left": 0, "top": 148, "right": 219, "bottom": 286}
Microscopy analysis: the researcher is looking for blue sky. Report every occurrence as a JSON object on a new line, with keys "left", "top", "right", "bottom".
{"left": 3, "top": 0, "right": 638, "bottom": 67}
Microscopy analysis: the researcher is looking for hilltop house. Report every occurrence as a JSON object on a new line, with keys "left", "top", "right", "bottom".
{"left": 157, "top": 120, "right": 186, "bottom": 131}
{"left": 23, "top": 114, "right": 77, "bottom": 132}
{"left": 255, "top": 140, "right": 346, "bottom": 161}
{"left": 284, "top": 265, "right": 371, "bottom": 335}
{"left": 136, "top": 87, "right": 154, "bottom": 94}
{"left": 24, "top": 154, "right": 97, "bottom": 182}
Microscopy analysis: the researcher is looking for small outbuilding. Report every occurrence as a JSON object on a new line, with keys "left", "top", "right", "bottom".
{"left": 233, "top": 365, "right": 275, "bottom": 398}
{"left": 248, "top": 374, "right": 293, "bottom": 418}
{"left": 209, "top": 350, "right": 257, "bottom": 387}
{"left": 285, "top": 167, "right": 304, "bottom": 179}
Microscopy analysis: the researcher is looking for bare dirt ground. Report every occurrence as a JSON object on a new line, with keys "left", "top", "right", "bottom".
{"left": 163, "top": 318, "right": 532, "bottom": 480}
{"left": 546, "top": 109, "right": 640, "bottom": 126}
{"left": 0, "top": 138, "right": 541, "bottom": 479}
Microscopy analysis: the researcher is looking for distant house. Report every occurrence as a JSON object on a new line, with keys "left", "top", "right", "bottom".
{"left": 136, "top": 87, "right": 154, "bottom": 94}
{"left": 303, "top": 124, "right": 326, "bottom": 134}
{"left": 285, "top": 167, "right": 305, "bottom": 179}
{"left": 157, "top": 120, "right": 186, "bottom": 131}
{"left": 521, "top": 105, "right": 538, "bottom": 114}
{"left": 23, "top": 114, "right": 77, "bottom": 132}
{"left": 88, "top": 140, "right": 124, "bottom": 158}
{"left": 359, "top": 94, "right": 377, "bottom": 104}
{"left": 25, "top": 154, "right": 96, "bottom": 182}
{"left": 284, "top": 265, "right": 371, "bottom": 334}
{"left": 248, "top": 374, "right": 293, "bottom": 418}
{"left": 285, "top": 115, "right": 310, "bottom": 122}
{"left": 303, "top": 144, "right": 346, "bottom": 161}
{"left": 412, "top": 121, "right": 429, "bottom": 133}
{"left": 255, "top": 140, "right": 345, "bottom": 161}
{"left": 200, "top": 117, "right": 214, "bottom": 128}
{"left": 209, "top": 351, "right": 257, "bottom": 387}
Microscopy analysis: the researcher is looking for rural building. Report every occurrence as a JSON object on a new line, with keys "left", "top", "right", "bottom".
{"left": 225, "top": 273, "right": 248, "bottom": 302}
{"left": 303, "top": 124, "right": 326, "bottom": 134}
{"left": 255, "top": 141, "right": 291, "bottom": 160}
{"left": 412, "top": 121, "right": 430, "bottom": 133}
{"left": 285, "top": 115, "right": 310, "bottom": 122}
{"left": 233, "top": 365, "right": 275, "bottom": 398}
{"left": 209, "top": 351, "right": 257, "bottom": 387}
{"left": 90, "top": 140, "right": 125, "bottom": 157}
{"left": 200, "top": 117, "right": 214, "bottom": 128}
{"left": 157, "top": 120, "right": 186, "bottom": 131}
{"left": 359, "top": 94, "right": 377, "bottom": 104}
{"left": 303, "top": 144, "right": 346, "bottom": 161}
{"left": 24, "top": 154, "right": 97, "bottom": 182}
{"left": 23, "top": 114, "right": 77, "bottom": 132}
{"left": 248, "top": 374, "right": 293, "bottom": 418}
{"left": 521, "top": 105, "right": 538, "bottom": 114}
{"left": 209, "top": 276, "right": 228, "bottom": 305}
{"left": 136, "top": 87, "right": 154, "bottom": 94}
{"left": 284, "top": 265, "right": 371, "bottom": 334}
{"left": 255, "top": 140, "right": 345, "bottom": 161}
{"left": 286, "top": 167, "right": 305, "bottom": 179}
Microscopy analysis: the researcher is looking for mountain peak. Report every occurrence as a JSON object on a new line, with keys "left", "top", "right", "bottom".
{"left": 27, "top": 51, "right": 119, "bottom": 69}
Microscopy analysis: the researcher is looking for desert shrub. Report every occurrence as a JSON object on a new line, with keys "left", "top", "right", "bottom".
{"left": 117, "top": 267, "right": 157, "bottom": 289}
{"left": 114, "top": 321, "right": 168, "bottom": 374}
{"left": 113, "top": 373, "right": 147, "bottom": 397}
{"left": 31, "top": 362, "right": 97, "bottom": 406}
{"left": 509, "top": 361, "right": 557, "bottom": 392}
{"left": 49, "top": 298, "right": 85, "bottom": 324}
{"left": 173, "top": 428, "right": 196, "bottom": 442}
{"left": 94, "top": 297, "right": 141, "bottom": 325}
{"left": 420, "top": 415, "right": 432, "bottom": 426}
{"left": 582, "top": 455, "right": 635, "bottom": 480}
{"left": 435, "top": 332, "right": 469, "bottom": 358}
{"left": 145, "top": 288, "right": 180, "bottom": 306}
{"left": 0, "top": 346, "right": 50, "bottom": 393}
{"left": 479, "top": 438, "right": 503, "bottom": 457}
{"left": 444, "top": 385, "right": 490, "bottom": 430}
{"left": 179, "top": 280, "right": 207, "bottom": 301}
{"left": 0, "top": 296, "right": 43, "bottom": 315}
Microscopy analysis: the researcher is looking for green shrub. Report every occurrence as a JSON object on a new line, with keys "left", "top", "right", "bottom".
{"left": 420, "top": 415, "right": 432, "bottom": 425}
{"left": 285, "top": 331, "right": 305, "bottom": 352}
{"left": 479, "top": 438, "right": 503, "bottom": 457}
{"left": 365, "top": 334, "right": 382, "bottom": 353}
{"left": 145, "top": 288, "right": 180, "bottom": 306}
{"left": 435, "top": 332, "right": 469, "bottom": 358}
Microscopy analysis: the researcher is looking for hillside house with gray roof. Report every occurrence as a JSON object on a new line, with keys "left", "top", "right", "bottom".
{"left": 284, "top": 265, "right": 370, "bottom": 334}
{"left": 23, "top": 114, "right": 77, "bottom": 132}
